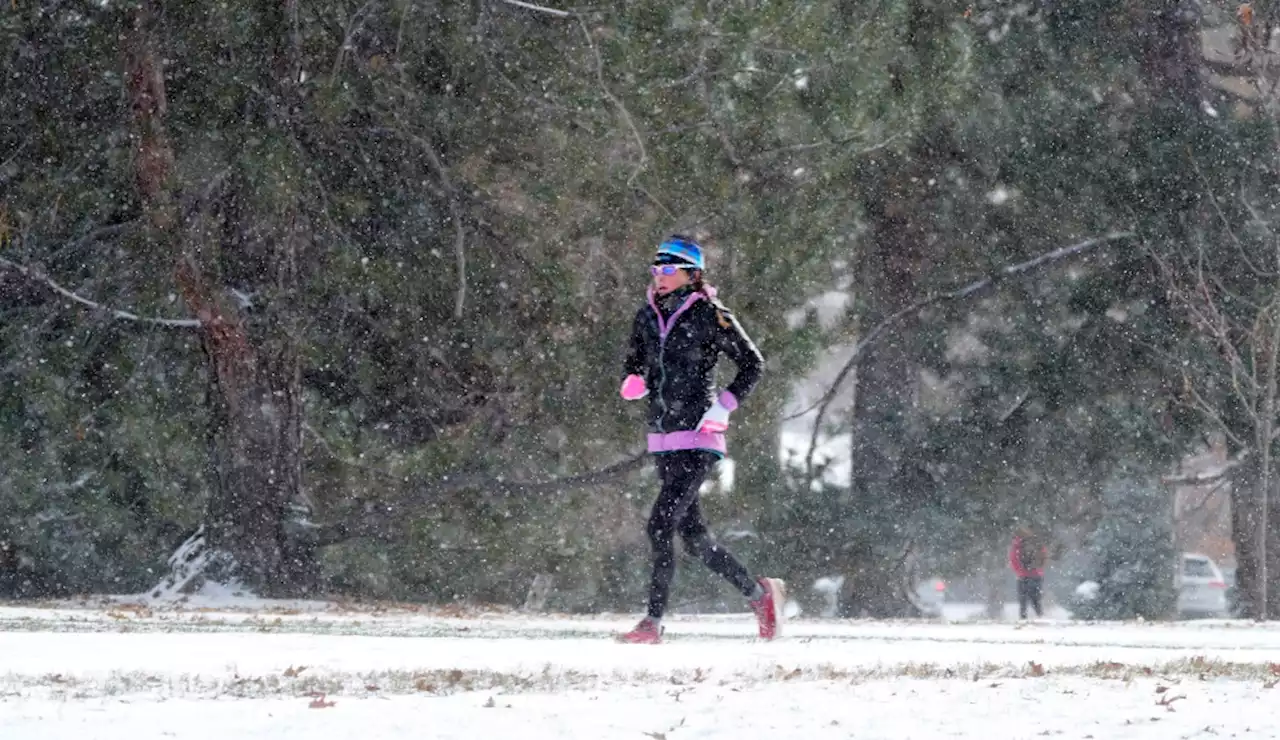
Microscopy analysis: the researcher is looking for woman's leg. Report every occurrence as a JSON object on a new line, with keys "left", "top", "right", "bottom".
{"left": 644, "top": 451, "right": 716, "bottom": 619}
{"left": 678, "top": 487, "right": 757, "bottom": 599}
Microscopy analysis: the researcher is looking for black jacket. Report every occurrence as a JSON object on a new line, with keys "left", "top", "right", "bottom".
{"left": 622, "top": 286, "right": 764, "bottom": 434}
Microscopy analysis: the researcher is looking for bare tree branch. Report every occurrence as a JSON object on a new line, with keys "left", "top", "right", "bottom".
{"left": 1186, "top": 149, "right": 1274, "bottom": 278}
{"left": 374, "top": 125, "right": 469, "bottom": 318}
{"left": 1177, "top": 478, "right": 1231, "bottom": 525}
{"left": 302, "top": 422, "right": 403, "bottom": 486}
{"left": 286, "top": 0, "right": 303, "bottom": 85}
{"left": 498, "top": 0, "right": 572, "bottom": 17}
{"left": 330, "top": 0, "right": 379, "bottom": 85}
{"left": 1168, "top": 238, "right": 1262, "bottom": 425}
{"left": 786, "top": 230, "right": 1135, "bottom": 424}
{"left": 1154, "top": 233, "right": 1280, "bottom": 472}
{"left": 1162, "top": 455, "right": 1244, "bottom": 485}
{"left": 1241, "top": 192, "right": 1276, "bottom": 243}
{"left": 696, "top": 41, "right": 743, "bottom": 170}
{"left": 26, "top": 221, "right": 140, "bottom": 267}
{"left": 792, "top": 231, "right": 1135, "bottom": 480}
{"left": 0, "top": 255, "right": 200, "bottom": 329}
{"left": 478, "top": 7, "right": 672, "bottom": 217}
{"left": 312, "top": 450, "right": 650, "bottom": 546}
{"left": 1180, "top": 368, "right": 1249, "bottom": 449}
{"left": 576, "top": 14, "right": 674, "bottom": 219}
{"left": 452, "top": 210, "right": 467, "bottom": 318}
{"left": 0, "top": 136, "right": 30, "bottom": 180}
{"left": 753, "top": 131, "right": 906, "bottom": 161}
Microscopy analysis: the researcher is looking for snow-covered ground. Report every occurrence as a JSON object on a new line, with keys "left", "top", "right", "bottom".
{"left": 2, "top": 598, "right": 1279, "bottom": 739}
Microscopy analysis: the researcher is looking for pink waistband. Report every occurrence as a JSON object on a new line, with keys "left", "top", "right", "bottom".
{"left": 647, "top": 430, "right": 727, "bottom": 454}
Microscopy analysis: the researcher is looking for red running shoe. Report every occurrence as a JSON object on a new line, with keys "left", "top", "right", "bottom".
{"left": 750, "top": 577, "right": 786, "bottom": 640}
{"left": 617, "top": 617, "right": 663, "bottom": 644}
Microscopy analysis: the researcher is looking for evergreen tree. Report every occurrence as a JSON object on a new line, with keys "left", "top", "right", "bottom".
{"left": 1073, "top": 471, "right": 1177, "bottom": 621}
{"left": 0, "top": 0, "right": 1255, "bottom": 613}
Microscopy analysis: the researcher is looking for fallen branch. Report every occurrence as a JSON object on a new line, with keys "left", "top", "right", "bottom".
{"left": 312, "top": 450, "right": 650, "bottom": 546}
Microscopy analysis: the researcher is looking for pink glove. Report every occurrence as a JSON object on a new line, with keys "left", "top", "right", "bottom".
{"left": 620, "top": 374, "right": 648, "bottom": 400}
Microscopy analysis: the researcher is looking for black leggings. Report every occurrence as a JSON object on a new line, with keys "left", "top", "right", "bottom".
{"left": 646, "top": 450, "right": 757, "bottom": 618}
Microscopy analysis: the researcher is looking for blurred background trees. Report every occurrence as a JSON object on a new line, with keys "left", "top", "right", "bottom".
{"left": 1, "top": 0, "right": 1276, "bottom": 619}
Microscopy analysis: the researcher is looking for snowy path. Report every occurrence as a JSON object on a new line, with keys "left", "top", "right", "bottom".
{"left": 1, "top": 602, "right": 1279, "bottom": 738}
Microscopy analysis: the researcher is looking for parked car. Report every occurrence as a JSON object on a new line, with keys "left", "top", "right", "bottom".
{"left": 1176, "top": 552, "right": 1229, "bottom": 619}
{"left": 1070, "top": 553, "right": 1230, "bottom": 620}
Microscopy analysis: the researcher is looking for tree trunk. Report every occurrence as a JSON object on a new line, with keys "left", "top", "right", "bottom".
{"left": 1231, "top": 455, "right": 1270, "bottom": 619}
{"left": 127, "top": 1, "right": 316, "bottom": 598}
{"left": 1270, "top": 479, "right": 1280, "bottom": 618}
{"left": 837, "top": 150, "right": 939, "bottom": 619}
{"left": 178, "top": 253, "right": 314, "bottom": 596}
{"left": 841, "top": 339, "right": 919, "bottom": 619}
{"left": 837, "top": 544, "right": 918, "bottom": 619}
{"left": 1254, "top": 443, "right": 1280, "bottom": 619}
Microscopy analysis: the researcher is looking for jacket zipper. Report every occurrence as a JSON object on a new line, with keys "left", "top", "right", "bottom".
{"left": 656, "top": 320, "right": 669, "bottom": 434}
{"left": 651, "top": 290, "right": 697, "bottom": 437}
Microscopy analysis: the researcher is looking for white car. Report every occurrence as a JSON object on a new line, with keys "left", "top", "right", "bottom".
{"left": 1176, "top": 553, "right": 1229, "bottom": 619}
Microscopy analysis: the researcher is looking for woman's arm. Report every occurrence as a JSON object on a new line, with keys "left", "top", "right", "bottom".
{"left": 713, "top": 303, "right": 764, "bottom": 404}
{"left": 622, "top": 309, "right": 648, "bottom": 382}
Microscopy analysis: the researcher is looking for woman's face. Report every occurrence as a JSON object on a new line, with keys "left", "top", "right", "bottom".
{"left": 652, "top": 266, "right": 693, "bottom": 295}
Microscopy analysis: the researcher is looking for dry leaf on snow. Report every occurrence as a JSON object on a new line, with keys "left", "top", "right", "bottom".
{"left": 307, "top": 692, "right": 336, "bottom": 709}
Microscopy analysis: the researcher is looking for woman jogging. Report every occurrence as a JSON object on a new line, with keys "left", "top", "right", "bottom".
{"left": 617, "top": 235, "right": 785, "bottom": 644}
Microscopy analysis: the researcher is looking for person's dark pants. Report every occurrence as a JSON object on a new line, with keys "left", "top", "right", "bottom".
{"left": 1017, "top": 576, "right": 1043, "bottom": 618}
{"left": 646, "top": 450, "right": 757, "bottom": 619}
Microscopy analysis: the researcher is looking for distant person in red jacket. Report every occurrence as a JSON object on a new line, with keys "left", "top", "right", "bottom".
{"left": 1010, "top": 525, "right": 1048, "bottom": 619}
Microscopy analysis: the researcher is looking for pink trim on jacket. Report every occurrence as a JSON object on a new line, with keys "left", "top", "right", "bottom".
{"left": 646, "top": 286, "right": 706, "bottom": 340}
{"left": 647, "top": 431, "right": 727, "bottom": 455}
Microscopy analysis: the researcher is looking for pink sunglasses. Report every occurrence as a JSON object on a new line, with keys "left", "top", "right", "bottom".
{"left": 650, "top": 265, "right": 691, "bottom": 276}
